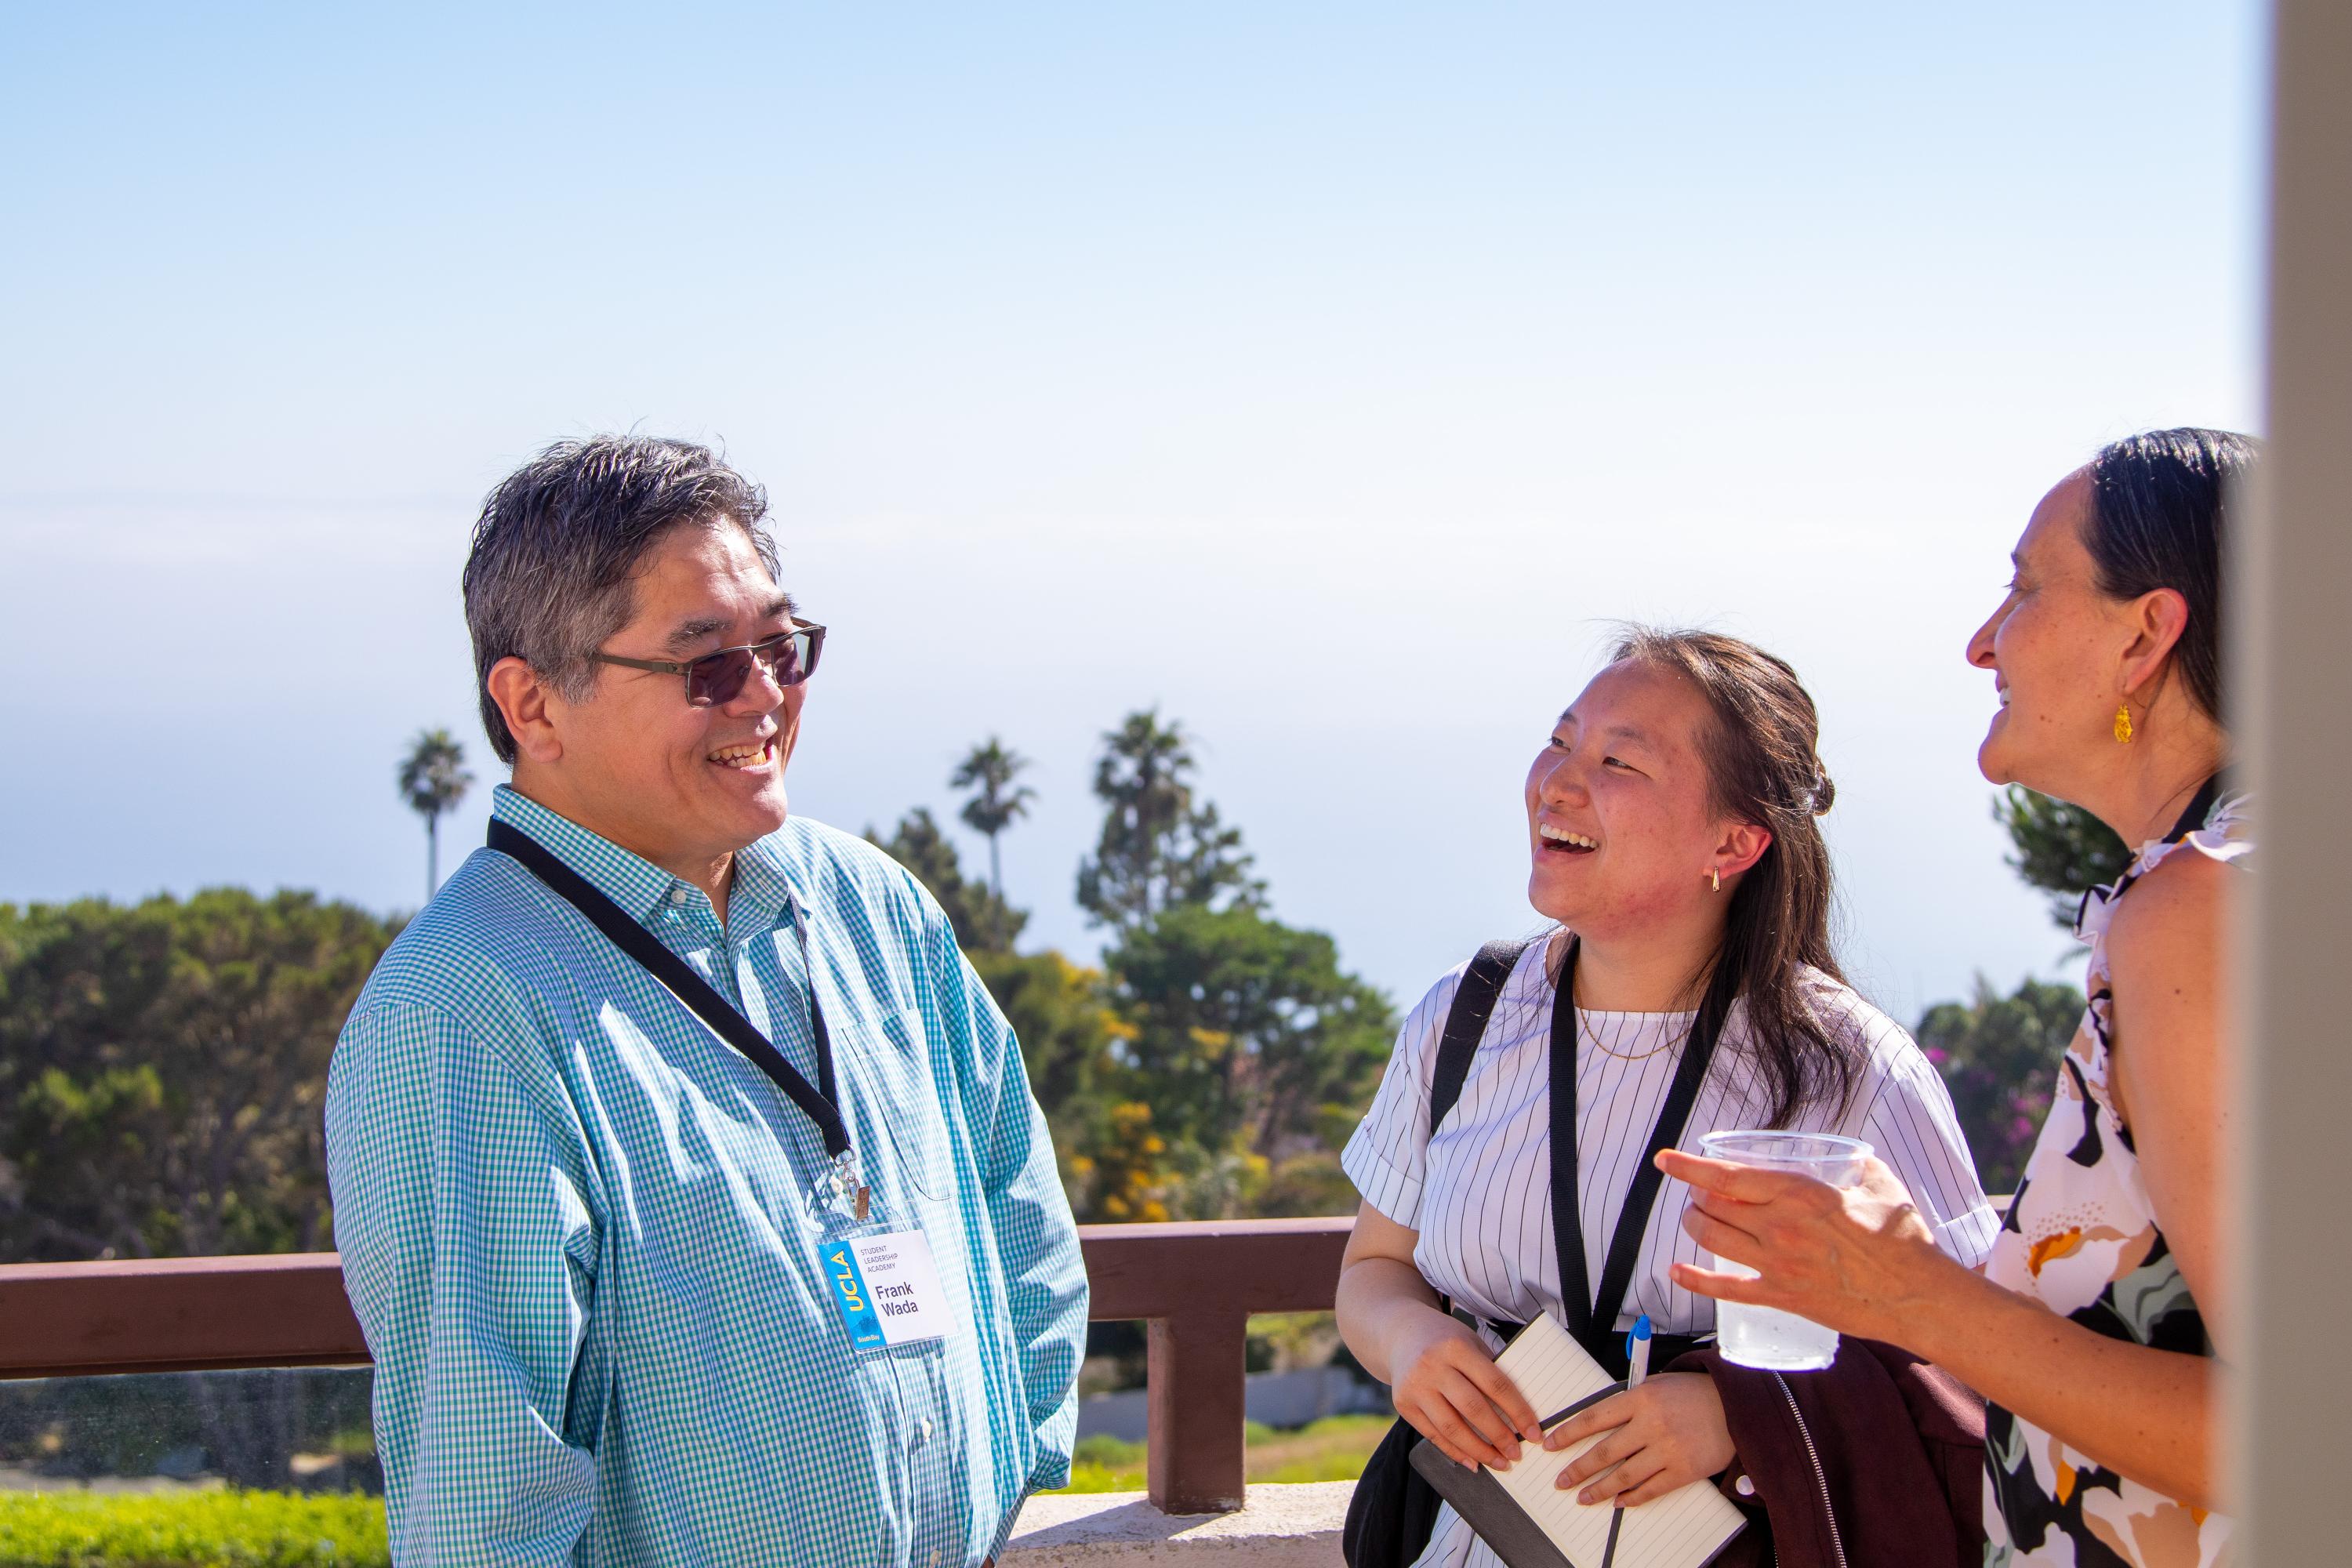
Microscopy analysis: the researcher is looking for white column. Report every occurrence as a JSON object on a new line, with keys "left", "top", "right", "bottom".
{"left": 2238, "top": 2, "right": 2352, "bottom": 1558}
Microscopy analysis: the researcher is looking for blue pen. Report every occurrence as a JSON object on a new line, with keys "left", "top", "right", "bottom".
{"left": 1598, "top": 1316, "right": 1653, "bottom": 1568}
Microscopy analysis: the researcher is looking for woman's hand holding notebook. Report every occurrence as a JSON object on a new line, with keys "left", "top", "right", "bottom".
{"left": 1409, "top": 1315, "right": 1748, "bottom": 1568}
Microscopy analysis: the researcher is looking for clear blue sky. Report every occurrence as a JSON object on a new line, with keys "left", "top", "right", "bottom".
{"left": 0, "top": 2, "right": 2265, "bottom": 1021}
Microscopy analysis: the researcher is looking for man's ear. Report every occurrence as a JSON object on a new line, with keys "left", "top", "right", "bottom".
{"left": 1717, "top": 821, "right": 1773, "bottom": 879}
{"left": 2119, "top": 586, "right": 2191, "bottom": 700}
{"left": 486, "top": 657, "right": 564, "bottom": 765}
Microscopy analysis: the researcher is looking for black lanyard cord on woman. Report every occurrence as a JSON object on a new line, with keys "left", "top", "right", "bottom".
{"left": 1548, "top": 935, "right": 1731, "bottom": 1350}
{"left": 487, "top": 819, "right": 852, "bottom": 1164}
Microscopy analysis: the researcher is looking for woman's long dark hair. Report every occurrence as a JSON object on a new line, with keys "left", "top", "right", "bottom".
{"left": 2084, "top": 427, "right": 2258, "bottom": 725}
{"left": 1611, "top": 628, "right": 1853, "bottom": 1127}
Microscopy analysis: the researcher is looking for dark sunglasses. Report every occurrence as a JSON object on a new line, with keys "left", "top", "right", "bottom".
{"left": 590, "top": 624, "right": 826, "bottom": 706}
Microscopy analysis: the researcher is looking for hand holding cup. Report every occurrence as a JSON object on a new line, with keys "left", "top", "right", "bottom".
{"left": 1658, "top": 1143, "right": 1948, "bottom": 1352}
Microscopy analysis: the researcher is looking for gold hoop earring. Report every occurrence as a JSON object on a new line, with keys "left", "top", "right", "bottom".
{"left": 1709, "top": 868, "right": 1722, "bottom": 894}
{"left": 2114, "top": 703, "right": 2135, "bottom": 745}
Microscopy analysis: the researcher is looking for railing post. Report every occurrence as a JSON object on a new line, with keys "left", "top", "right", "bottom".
{"left": 1145, "top": 1308, "right": 1248, "bottom": 1515}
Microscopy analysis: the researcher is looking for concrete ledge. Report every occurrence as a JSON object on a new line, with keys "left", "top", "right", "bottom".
{"left": 1003, "top": 1483, "right": 1351, "bottom": 1565}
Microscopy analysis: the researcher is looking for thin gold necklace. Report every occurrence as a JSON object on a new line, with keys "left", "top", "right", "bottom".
{"left": 1554, "top": 935, "right": 1697, "bottom": 1062}
{"left": 1573, "top": 992, "right": 1697, "bottom": 1063}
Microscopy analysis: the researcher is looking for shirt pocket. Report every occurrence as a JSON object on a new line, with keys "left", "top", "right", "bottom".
{"left": 867, "top": 1006, "right": 953, "bottom": 1203}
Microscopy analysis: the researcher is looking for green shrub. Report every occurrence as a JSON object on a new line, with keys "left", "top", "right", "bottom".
{"left": 0, "top": 1415, "right": 1395, "bottom": 1559}
{"left": 1048, "top": 1413, "right": 1390, "bottom": 1495}
{"left": 1918, "top": 975, "right": 2084, "bottom": 1196}
{"left": 1054, "top": 1461, "right": 1149, "bottom": 1494}
{"left": 0, "top": 1489, "right": 387, "bottom": 1567}
{"left": 1070, "top": 1434, "right": 1144, "bottom": 1470}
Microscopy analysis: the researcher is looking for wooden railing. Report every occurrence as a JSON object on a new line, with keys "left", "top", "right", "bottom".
{"left": 0, "top": 1217, "right": 1354, "bottom": 1516}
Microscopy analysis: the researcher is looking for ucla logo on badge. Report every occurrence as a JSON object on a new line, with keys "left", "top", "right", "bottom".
{"left": 828, "top": 1247, "right": 866, "bottom": 1312}
{"left": 822, "top": 1242, "right": 887, "bottom": 1350}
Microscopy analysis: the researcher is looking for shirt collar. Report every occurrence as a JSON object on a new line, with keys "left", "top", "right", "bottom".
{"left": 491, "top": 785, "right": 800, "bottom": 931}
{"left": 724, "top": 833, "right": 797, "bottom": 932}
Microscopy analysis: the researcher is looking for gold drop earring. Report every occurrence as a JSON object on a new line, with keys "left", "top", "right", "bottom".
{"left": 1708, "top": 867, "right": 1722, "bottom": 893}
{"left": 2114, "top": 702, "right": 2135, "bottom": 745}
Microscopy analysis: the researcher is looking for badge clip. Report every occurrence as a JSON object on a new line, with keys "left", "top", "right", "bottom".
{"left": 829, "top": 1149, "right": 870, "bottom": 1222}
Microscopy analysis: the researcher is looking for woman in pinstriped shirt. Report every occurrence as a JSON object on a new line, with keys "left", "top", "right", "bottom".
{"left": 1334, "top": 628, "right": 1994, "bottom": 1568}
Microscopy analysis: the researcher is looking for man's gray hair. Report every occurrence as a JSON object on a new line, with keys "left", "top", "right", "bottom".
{"left": 462, "top": 435, "right": 777, "bottom": 763}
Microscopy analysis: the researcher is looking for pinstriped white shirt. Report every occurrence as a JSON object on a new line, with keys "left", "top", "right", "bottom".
{"left": 1343, "top": 939, "right": 1996, "bottom": 1568}
{"left": 1345, "top": 939, "right": 1996, "bottom": 1338}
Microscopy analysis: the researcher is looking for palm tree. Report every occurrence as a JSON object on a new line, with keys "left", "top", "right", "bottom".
{"left": 397, "top": 728, "right": 475, "bottom": 899}
{"left": 1075, "top": 709, "right": 1262, "bottom": 928}
{"left": 950, "top": 737, "right": 1036, "bottom": 902}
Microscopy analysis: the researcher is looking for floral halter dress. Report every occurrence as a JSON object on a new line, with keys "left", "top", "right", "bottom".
{"left": 1983, "top": 787, "right": 2250, "bottom": 1568}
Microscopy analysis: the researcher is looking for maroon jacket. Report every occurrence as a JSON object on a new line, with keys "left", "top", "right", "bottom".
{"left": 1664, "top": 1339, "right": 1985, "bottom": 1568}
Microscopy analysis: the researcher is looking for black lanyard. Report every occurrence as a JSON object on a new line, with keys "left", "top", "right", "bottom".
{"left": 488, "top": 820, "right": 852, "bottom": 1165}
{"left": 1546, "top": 937, "right": 1726, "bottom": 1349}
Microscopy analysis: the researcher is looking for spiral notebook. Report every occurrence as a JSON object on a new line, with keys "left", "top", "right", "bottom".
{"left": 1408, "top": 1315, "right": 1748, "bottom": 1568}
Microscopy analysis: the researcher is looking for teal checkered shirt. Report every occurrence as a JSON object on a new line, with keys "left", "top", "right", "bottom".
{"left": 326, "top": 786, "right": 1087, "bottom": 1567}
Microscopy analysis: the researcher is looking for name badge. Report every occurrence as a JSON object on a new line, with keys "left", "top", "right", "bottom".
{"left": 820, "top": 1229, "right": 959, "bottom": 1350}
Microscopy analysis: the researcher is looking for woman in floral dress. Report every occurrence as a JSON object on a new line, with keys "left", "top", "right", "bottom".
{"left": 1658, "top": 426, "right": 2256, "bottom": 1567}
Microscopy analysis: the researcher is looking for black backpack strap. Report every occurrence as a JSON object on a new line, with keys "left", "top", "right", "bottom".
{"left": 1341, "top": 936, "right": 1536, "bottom": 1568}
{"left": 1428, "top": 938, "right": 1535, "bottom": 1135}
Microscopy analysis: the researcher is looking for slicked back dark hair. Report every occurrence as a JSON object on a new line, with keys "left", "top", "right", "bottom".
{"left": 2084, "top": 426, "right": 2259, "bottom": 724}
{"left": 1610, "top": 627, "right": 1855, "bottom": 1127}
{"left": 463, "top": 436, "right": 776, "bottom": 763}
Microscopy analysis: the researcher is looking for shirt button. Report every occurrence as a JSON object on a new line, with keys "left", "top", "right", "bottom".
{"left": 1734, "top": 1473, "right": 1756, "bottom": 1497}
{"left": 916, "top": 1417, "right": 935, "bottom": 1442}
{"left": 668, "top": 887, "right": 691, "bottom": 906}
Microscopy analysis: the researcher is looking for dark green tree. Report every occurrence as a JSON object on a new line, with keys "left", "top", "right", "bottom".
{"left": 397, "top": 728, "right": 474, "bottom": 900}
{"left": 0, "top": 891, "right": 396, "bottom": 1263}
{"left": 866, "top": 809, "right": 1127, "bottom": 1205}
{"left": 0, "top": 889, "right": 400, "bottom": 1484}
{"left": 867, "top": 808, "right": 1028, "bottom": 954}
{"left": 962, "top": 946, "right": 1148, "bottom": 1218}
{"left": 1103, "top": 903, "right": 1394, "bottom": 1174}
{"left": 968, "top": 949, "right": 1116, "bottom": 1127}
{"left": 1250, "top": 1150, "right": 1363, "bottom": 1219}
{"left": 1075, "top": 710, "right": 1264, "bottom": 930}
{"left": 1917, "top": 975, "right": 2085, "bottom": 1195}
{"left": 951, "top": 738, "right": 1036, "bottom": 903}
{"left": 1994, "top": 786, "right": 2129, "bottom": 929}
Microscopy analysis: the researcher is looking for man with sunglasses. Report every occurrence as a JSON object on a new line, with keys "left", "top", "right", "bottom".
{"left": 325, "top": 436, "right": 1086, "bottom": 1568}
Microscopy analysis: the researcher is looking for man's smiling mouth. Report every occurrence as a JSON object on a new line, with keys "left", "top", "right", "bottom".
{"left": 708, "top": 736, "right": 778, "bottom": 770}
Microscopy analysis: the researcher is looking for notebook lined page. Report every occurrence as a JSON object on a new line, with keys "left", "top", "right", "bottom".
{"left": 1486, "top": 1317, "right": 1747, "bottom": 1568}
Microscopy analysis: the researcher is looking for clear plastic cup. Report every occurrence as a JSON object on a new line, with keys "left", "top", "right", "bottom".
{"left": 1693, "top": 1131, "right": 1872, "bottom": 1372}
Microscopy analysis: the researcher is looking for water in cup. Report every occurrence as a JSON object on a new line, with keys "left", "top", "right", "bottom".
{"left": 1713, "top": 1292, "right": 1841, "bottom": 1371}
{"left": 1693, "top": 1131, "right": 1871, "bottom": 1373}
